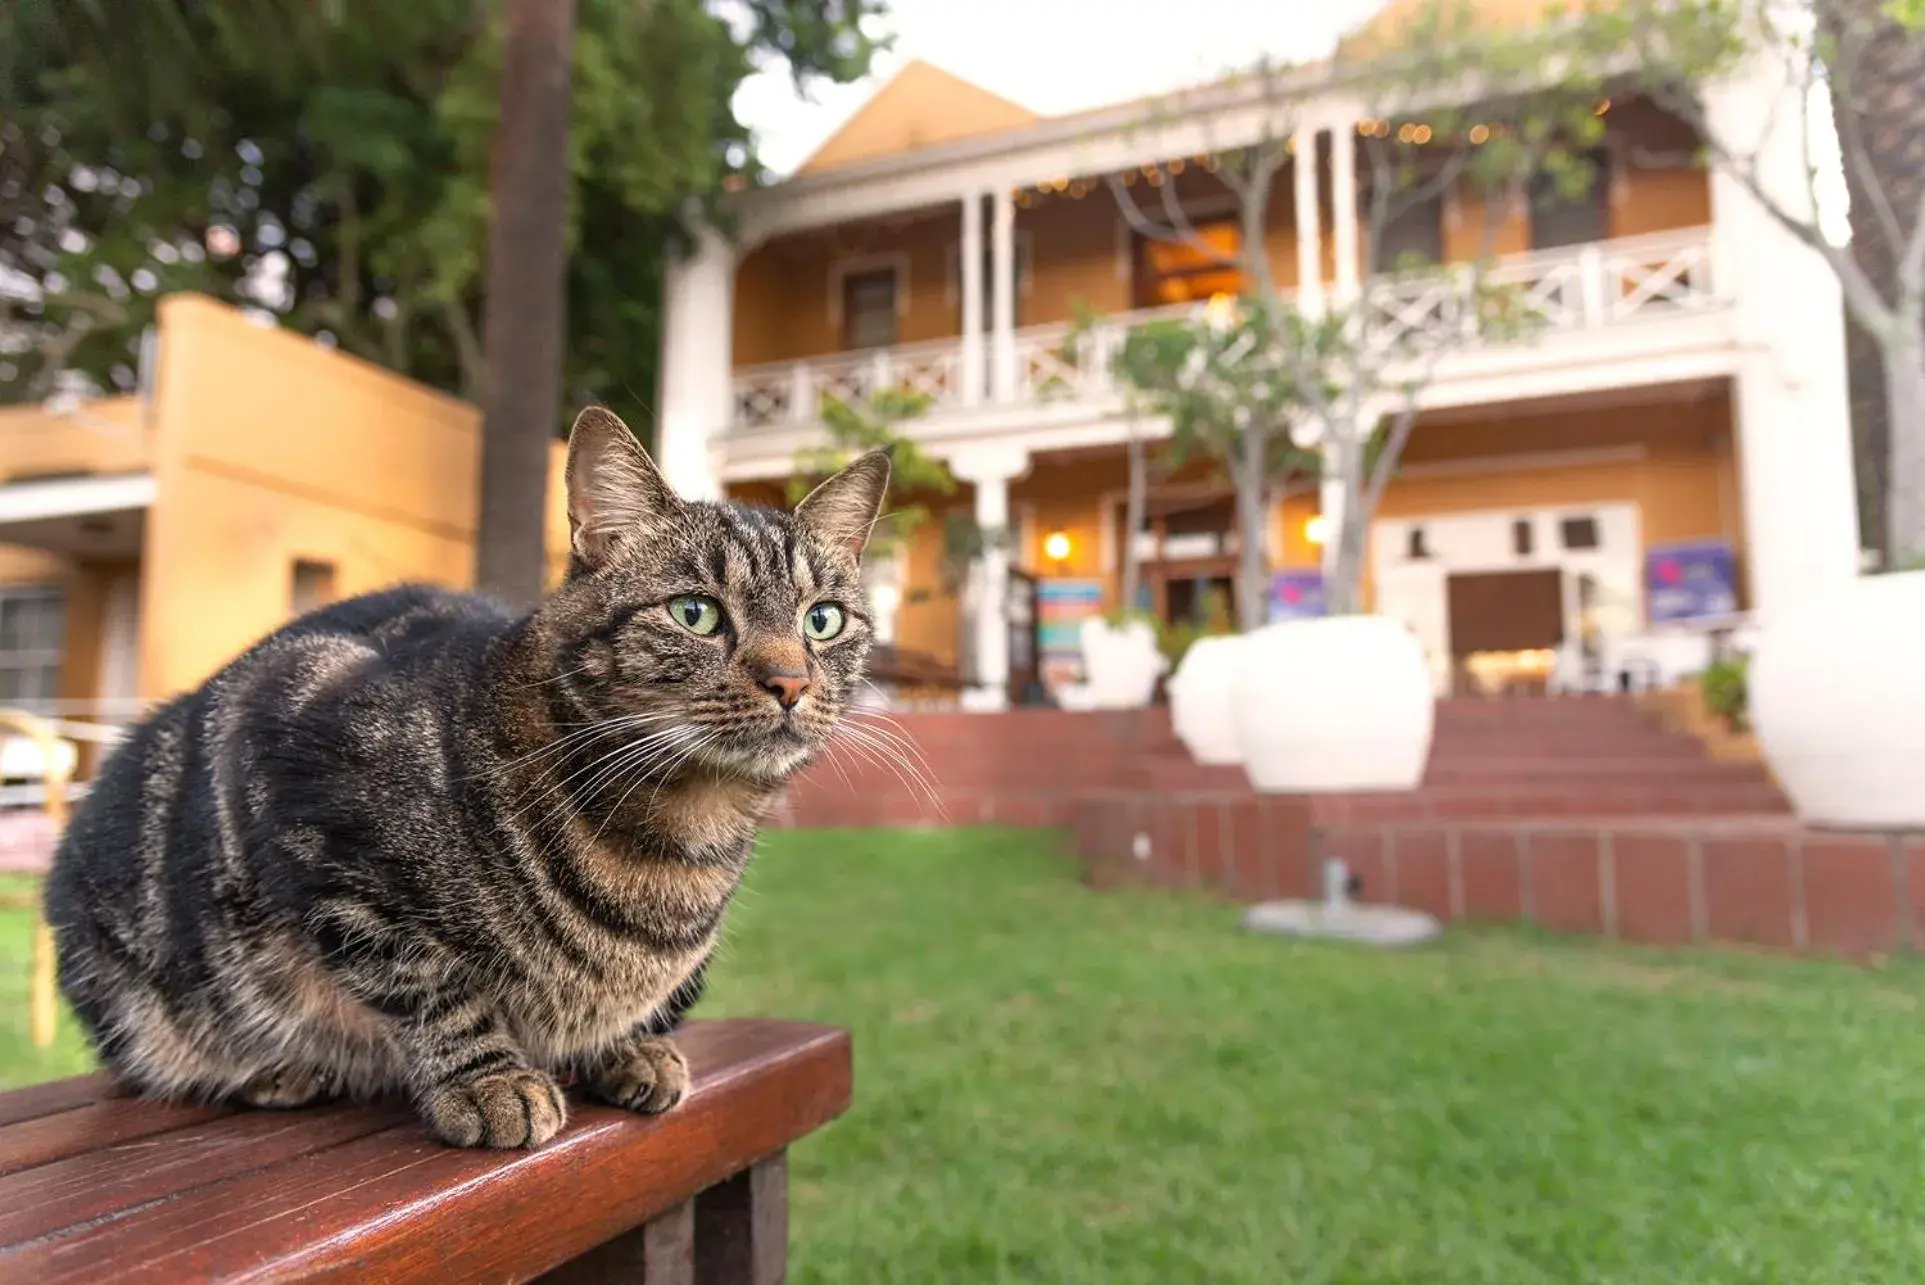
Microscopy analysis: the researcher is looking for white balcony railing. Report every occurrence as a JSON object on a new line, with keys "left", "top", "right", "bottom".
{"left": 729, "top": 227, "right": 1721, "bottom": 431}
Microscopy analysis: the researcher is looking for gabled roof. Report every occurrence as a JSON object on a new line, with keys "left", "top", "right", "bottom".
{"left": 793, "top": 59, "right": 1040, "bottom": 176}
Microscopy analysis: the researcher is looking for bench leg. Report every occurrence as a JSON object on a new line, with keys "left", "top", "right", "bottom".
{"left": 696, "top": 1150, "right": 788, "bottom": 1285}
{"left": 533, "top": 1150, "right": 788, "bottom": 1285}
{"left": 536, "top": 1198, "right": 694, "bottom": 1284}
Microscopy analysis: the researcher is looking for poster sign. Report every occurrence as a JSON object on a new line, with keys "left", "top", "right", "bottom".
{"left": 1268, "top": 570, "right": 1328, "bottom": 624}
{"left": 1646, "top": 540, "right": 1738, "bottom": 623}
{"left": 1036, "top": 579, "right": 1105, "bottom": 687}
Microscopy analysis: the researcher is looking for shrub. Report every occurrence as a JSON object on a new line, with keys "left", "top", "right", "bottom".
{"left": 1700, "top": 657, "right": 1749, "bottom": 732}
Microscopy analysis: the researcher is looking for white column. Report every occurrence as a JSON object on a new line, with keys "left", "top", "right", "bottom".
{"left": 1705, "top": 60, "right": 1860, "bottom": 619}
{"left": 655, "top": 224, "right": 735, "bottom": 500}
{"left": 960, "top": 192, "right": 986, "bottom": 406}
{"left": 1330, "top": 122, "right": 1361, "bottom": 302}
{"left": 1292, "top": 126, "right": 1325, "bottom": 317}
{"left": 990, "top": 189, "right": 1017, "bottom": 400}
{"left": 951, "top": 444, "right": 1030, "bottom": 710}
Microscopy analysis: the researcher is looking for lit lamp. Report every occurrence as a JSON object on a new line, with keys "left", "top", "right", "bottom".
{"left": 1305, "top": 516, "right": 1330, "bottom": 546}
{"left": 1044, "top": 530, "right": 1073, "bottom": 569}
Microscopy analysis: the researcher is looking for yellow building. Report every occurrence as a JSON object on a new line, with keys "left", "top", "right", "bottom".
{"left": 653, "top": 14, "right": 1858, "bottom": 706}
{"left": 0, "top": 294, "right": 569, "bottom": 754}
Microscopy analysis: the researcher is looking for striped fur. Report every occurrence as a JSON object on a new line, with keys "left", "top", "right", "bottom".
{"left": 44, "top": 410, "right": 889, "bottom": 1149}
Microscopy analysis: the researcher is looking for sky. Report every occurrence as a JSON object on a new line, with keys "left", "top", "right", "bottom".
{"left": 732, "top": 0, "right": 1393, "bottom": 176}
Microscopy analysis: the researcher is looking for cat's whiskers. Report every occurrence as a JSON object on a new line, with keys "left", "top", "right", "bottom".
{"left": 841, "top": 709, "right": 940, "bottom": 784}
{"left": 468, "top": 708, "right": 683, "bottom": 783}
{"left": 510, "top": 723, "right": 696, "bottom": 838}
{"left": 830, "top": 719, "right": 946, "bottom": 820}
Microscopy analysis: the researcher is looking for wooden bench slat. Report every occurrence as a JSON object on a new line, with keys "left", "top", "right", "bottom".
{"left": 0, "top": 1019, "right": 852, "bottom": 1284}
{"left": 0, "top": 1099, "right": 232, "bottom": 1179}
{"left": 0, "top": 1103, "right": 414, "bottom": 1247}
{"left": 0, "top": 1073, "right": 120, "bottom": 1129}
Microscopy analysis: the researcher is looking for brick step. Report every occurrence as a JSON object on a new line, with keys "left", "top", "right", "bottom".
{"left": 1313, "top": 783, "right": 1789, "bottom": 824}
{"left": 1071, "top": 798, "right": 1921, "bottom": 960}
{"left": 1313, "top": 817, "right": 1916, "bottom": 958}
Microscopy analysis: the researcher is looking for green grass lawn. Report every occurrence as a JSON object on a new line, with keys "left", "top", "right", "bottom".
{"left": 5, "top": 837, "right": 1924, "bottom": 1281}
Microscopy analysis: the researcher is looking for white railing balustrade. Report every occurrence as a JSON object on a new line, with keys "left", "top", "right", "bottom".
{"left": 729, "top": 228, "right": 1721, "bottom": 430}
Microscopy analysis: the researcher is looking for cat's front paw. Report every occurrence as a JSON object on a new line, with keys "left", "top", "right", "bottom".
{"left": 421, "top": 1067, "right": 567, "bottom": 1149}
{"left": 584, "top": 1037, "right": 689, "bottom": 1115}
{"left": 237, "top": 1065, "right": 334, "bottom": 1109}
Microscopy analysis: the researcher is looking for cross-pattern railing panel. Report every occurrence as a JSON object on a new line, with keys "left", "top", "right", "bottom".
{"left": 729, "top": 229, "right": 1722, "bottom": 430}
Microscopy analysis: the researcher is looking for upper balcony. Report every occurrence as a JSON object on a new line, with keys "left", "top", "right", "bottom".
{"left": 711, "top": 90, "right": 1735, "bottom": 477}
{"left": 730, "top": 226, "right": 1725, "bottom": 437}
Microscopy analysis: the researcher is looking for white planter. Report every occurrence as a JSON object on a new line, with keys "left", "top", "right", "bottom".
{"left": 1078, "top": 618, "right": 1165, "bottom": 711}
{"left": 1168, "top": 634, "right": 1249, "bottom": 765}
{"left": 1749, "top": 570, "right": 1925, "bottom": 830}
{"left": 1231, "top": 615, "right": 1434, "bottom": 793}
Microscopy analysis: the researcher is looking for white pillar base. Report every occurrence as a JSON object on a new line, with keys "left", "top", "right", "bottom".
{"left": 960, "top": 687, "right": 1009, "bottom": 712}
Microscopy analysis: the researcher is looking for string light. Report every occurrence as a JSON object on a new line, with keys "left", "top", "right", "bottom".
{"left": 1168, "top": 157, "right": 1186, "bottom": 174}
{"left": 1468, "top": 123, "right": 1491, "bottom": 144}
{"left": 1397, "top": 122, "right": 1418, "bottom": 143}
{"left": 1411, "top": 124, "right": 1433, "bottom": 144}
{"left": 1594, "top": 98, "right": 1612, "bottom": 115}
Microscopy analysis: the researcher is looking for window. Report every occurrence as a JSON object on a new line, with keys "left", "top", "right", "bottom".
{"left": 1512, "top": 519, "right": 1535, "bottom": 558}
{"left": 841, "top": 268, "right": 899, "bottom": 350}
{"left": 291, "top": 559, "right": 338, "bottom": 616}
{"left": 1529, "top": 150, "right": 1611, "bottom": 251}
{"left": 1375, "top": 189, "right": 1446, "bottom": 270}
{"left": 1134, "top": 219, "right": 1242, "bottom": 307}
{"left": 0, "top": 587, "right": 65, "bottom": 703}
{"left": 1560, "top": 516, "right": 1601, "bottom": 550}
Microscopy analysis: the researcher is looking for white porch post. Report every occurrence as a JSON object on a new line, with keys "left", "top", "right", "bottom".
{"left": 1291, "top": 126, "right": 1342, "bottom": 578}
{"left": 656, "top": 223, "right": 735, "bottom": 500}
{"left": 961, "top": 191, "right": 986, "bottom": 406}
{"left": 1330, "top": 121, "right": 1361, "bottom": 302}
{"left": 1292, "top": 126, "right": 1325, "bottom": 317}
{"left": 952, "top": 445, "right": 1031, "bottom": 710}
{"left": 990, "top": 188, "right": 1017, "bottom": 401}
{"left": 1706, "top": 60, "right": 1859, "bottom": 619}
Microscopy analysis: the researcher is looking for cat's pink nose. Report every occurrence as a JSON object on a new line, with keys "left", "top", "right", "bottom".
{"left": 761, "top": 671, "right": 810, "bottom": 709}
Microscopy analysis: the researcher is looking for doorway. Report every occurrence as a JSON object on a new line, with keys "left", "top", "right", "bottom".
{"left": 1446, "top": 568, "right": 1564, "bottom": 696}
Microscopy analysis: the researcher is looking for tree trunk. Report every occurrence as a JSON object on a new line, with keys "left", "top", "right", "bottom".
{"left": 1884, "top": 336, "right": 1925, "bottom": 566}
{"left": 475, "top": 0, "right": 577, "bottom": 604}
{"left": 1234, "top": 427, "right": 1269, "bottom": 632}
{"left": 1826, "top": 0, "right": 1925, "bottom": 565}
{"left": 1121, "top": 418, "right": 1147, "bottom": 616}
{"left": 1324, "top": 432, "right": 1370, "bottom": 616}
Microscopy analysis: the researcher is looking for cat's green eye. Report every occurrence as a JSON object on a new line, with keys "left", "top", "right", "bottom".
{"left": 803, "top": 602, "right": 845, "bottom": 641}
{"left": 667, "top": 595, "right": 723, "bottom": 636}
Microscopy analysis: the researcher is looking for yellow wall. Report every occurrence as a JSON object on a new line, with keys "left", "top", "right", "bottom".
{"left": 0, "top": 397, "right": 150, "bottom": 483}
{"left": 135, "top": 294, "right": 571, "bottom": 697}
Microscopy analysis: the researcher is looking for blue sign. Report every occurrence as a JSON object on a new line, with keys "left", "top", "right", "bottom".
{"left": 1268, "top": 570, "right": 1328, "bottom": 623}
{"left": 1646, "top": 540, "right": 1738, "bottom": 622}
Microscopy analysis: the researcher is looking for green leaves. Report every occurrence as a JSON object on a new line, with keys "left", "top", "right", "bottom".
{"left": 1, "top": 0, "right": 882, "bottom": 430}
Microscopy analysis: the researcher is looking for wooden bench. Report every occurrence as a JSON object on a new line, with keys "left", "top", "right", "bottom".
{"left": 0, "top": 1019, "right": 851, "bottom": 1283}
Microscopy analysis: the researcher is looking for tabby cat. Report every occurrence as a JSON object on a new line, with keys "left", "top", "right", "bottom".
{"left": 44, "top": 408, "right": 889, "bottom": 1149}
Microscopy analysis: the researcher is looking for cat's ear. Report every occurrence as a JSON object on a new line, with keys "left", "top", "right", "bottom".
{"left": 564, "top": 407, "right": 679, "bottom": 567}
{"left": 794, "top": 449, "right": 891, "bottom": 561}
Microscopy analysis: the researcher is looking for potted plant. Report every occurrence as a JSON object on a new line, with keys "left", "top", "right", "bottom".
{"left": 1748, "top": 566, "right": 1925, "bottom": 829}
{"left": 1076, "top": 608, "right": 1167, "bottom": 711}
{"left": 1161, "top": 589, "right": 1247, "bottom": 764}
